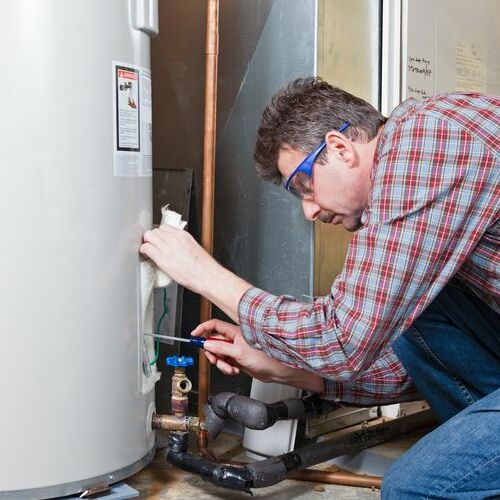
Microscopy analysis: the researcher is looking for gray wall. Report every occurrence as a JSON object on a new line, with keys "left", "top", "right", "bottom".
{"left": 215, "top": 0, "right": 315, "bottom": 298}
{"left": 151, "top": 0, "right": 206, "bottom": 180}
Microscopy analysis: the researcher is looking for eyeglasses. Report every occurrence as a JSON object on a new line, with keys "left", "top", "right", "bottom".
{"left": 283, "top": 121, "right": 350, "bottom": 199}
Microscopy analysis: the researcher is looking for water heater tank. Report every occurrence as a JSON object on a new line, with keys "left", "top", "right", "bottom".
{"left": 0, "top": 1, "right": 160, "bottom": 498}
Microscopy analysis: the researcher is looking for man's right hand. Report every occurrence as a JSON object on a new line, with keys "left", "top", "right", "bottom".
{"left": 191, "top": 319, "right": 324, "bottom": 394}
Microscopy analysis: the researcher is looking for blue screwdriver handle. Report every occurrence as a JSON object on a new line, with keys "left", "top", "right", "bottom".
{"left": 189, "top": 336, "right": 206, "bottom": 348}
{"left": 189, "top": 336, "right": 232, "bottom": 348}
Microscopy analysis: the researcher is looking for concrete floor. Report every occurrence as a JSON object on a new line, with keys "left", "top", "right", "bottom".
{"left": 127, "top": 433, "right": 381, "bottom": 499}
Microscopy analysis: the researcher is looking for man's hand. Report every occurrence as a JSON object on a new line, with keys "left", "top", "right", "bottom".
{"left": 141, "top": 226, "right": 213, "bottom": 293}
{"left": 192, "top": 319, "right": 324, "bottom": 394}
{"left": 140, "top": 226, "right": 252, "bottom": 321}
{"left": 192, "top": 319, "right": 283, "bottom": 382}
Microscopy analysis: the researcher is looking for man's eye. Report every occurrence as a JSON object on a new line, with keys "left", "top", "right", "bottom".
{"left": 297, "top": 181, "right": 311, "bottom": 195}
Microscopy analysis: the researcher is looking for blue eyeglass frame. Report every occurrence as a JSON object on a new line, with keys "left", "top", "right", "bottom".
{"left": 283, "top": 121, "right": 350, "bottom": 193}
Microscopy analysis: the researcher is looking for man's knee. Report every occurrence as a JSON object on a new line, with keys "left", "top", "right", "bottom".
{"left": 381, "top": 455, "right": 431, "bottom": 499}
{"left": 381, "top": 460, "right": 412, "bottom": 499}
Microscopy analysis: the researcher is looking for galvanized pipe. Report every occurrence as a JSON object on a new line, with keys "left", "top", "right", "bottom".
{"left": 198, "top": 0, "right": 219, "bottom": 423}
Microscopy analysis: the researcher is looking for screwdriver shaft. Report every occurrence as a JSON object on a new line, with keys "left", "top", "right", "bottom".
{"left": 144, "top": 333, "right": 191, "bottom": 343}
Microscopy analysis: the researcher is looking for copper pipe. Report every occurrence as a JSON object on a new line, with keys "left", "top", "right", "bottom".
{"left": 197, "top": 428, "right": 209, "bottom": 451}
{"left": 198, "top": 0, "right": 219, "bottom": 423}
{"left": 290, "top": 468, "right": 382, "bottom": 489}
{"left": 197, "top": 429, "right": 219, "bottom": 462}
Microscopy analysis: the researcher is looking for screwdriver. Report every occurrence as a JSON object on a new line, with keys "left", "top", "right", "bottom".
{"left": 144, "top": 333, "right": 232, "bottom": 348}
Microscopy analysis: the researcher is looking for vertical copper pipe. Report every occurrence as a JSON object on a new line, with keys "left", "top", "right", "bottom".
{"left": 198, "top": 0, "right": 219, "bottom": 423}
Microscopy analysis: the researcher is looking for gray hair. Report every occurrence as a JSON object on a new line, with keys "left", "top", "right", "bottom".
{"left": 254, "top": 77, "right": 387, "bottom": 183}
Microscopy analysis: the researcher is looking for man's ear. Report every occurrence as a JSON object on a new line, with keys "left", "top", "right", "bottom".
{"left": 324, "top": 130, "right": 356, "bottom": 167}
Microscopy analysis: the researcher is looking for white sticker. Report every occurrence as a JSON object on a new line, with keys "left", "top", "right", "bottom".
{"left": 456, "top": 43, "right": 487, "bottom": 93}
{"left": 406, "top": 54, "right": 435, "bottom": 100}
{"left": 113, "top": 61, "right": 152, "bottom": 177}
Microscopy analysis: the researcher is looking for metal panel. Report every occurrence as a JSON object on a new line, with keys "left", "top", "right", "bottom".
{"left": 215, "top": 0, "right": 315, "bottom": 299}
{"left": 216, "top": 0, "right": 316, "bottom": 456}
{"left": 402, "top": 0, "right": 500, "bottom": 100}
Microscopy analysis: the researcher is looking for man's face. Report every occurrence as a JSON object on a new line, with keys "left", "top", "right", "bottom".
{"left": 278, "top": 140, "right": 372, "bottom": 232}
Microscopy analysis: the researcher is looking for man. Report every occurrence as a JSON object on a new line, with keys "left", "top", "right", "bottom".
{"left": 141, "top": 78, "right": 499, "bottom": 498}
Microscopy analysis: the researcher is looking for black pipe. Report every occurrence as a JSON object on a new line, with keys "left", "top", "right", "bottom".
{"left": 166, "top": 432, "right": 254, "bottom": 492}
{"left": 166, "top": 410, "right": 435, "bottom": 492}
{"left": 204, "top": 392, "right": 338, "bottom": 439}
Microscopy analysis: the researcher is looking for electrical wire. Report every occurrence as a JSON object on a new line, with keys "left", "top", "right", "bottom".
{"left": 150, "top": 287, "right": 168, "bottom": 366}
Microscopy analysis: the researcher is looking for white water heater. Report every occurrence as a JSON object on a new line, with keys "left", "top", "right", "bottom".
{"left": 0, "top": 1, "right": 160, "bottom": 498}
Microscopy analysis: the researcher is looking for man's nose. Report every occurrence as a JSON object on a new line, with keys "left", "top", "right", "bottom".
{"left": 301, "top": 199, "right": 321, "bottom": 221}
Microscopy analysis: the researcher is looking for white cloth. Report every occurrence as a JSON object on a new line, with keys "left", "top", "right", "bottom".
{"left": 140, "top": 207, "right": 187, "bottom": 394}
{"left": 154, "top": 207, "right": 187, "bottom": 287}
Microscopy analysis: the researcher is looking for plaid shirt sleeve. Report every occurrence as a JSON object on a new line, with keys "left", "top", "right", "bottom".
{"left": 322, "top": 344, "right": 420, "bottom": 404}
{"left": 238, "top": 95, "right": 500, "bottom": 404}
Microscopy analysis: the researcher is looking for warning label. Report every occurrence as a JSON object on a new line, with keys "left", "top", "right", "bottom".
{"left": 113, "top": 61, "right": 152, "bottom": 177}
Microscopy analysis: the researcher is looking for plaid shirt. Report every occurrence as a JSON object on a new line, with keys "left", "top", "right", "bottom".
{"left": 238, "top": 93, "right": 500, "bottom": 405}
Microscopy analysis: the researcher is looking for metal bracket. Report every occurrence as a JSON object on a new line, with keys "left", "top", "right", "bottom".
{"left": 132, "top": 0, "right": 159, "bottom": 37}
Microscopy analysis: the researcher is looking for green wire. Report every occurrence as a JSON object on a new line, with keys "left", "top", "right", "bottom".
{"left": 150, "top": 287, "right": 168, "bottom": 366}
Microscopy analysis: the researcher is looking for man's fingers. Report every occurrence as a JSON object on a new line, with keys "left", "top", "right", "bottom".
{"left": 190, "top": 321, "right": 213, "bottom": 337}
{"left": 191, "top": 319, "right": 239, "bottom": 340}
{"left": 205, "top": 351, "right": 240, "bottom": 375}
{"left": 204, "top": 351, "right": 218, "bottom": 365}
{"left": 216, "top": 358, "right": 240, "bottom": 376}
{"left": 142, "top": 228, "right": 165, "bottom": 245}
{"left": 139, "top": 242, "right": 162, "bottom": 263}
{"left": 158, "top": 224, "right": 177, "bottom": 233}
{"left": 192, "top": 318, "right": 236, "bottom": 338}
{"left": 203, "top": 339, "right": 239, "bottom": 359}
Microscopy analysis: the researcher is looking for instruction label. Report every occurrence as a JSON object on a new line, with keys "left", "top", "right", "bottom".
{"left": 456, "top": 43, "right": 487, "bottom": 92}
{"left": 113, "top": 61, "right": 152, "bottom": 177}
{"left": 406, "top": 54, "right": 435, "bottom": 100}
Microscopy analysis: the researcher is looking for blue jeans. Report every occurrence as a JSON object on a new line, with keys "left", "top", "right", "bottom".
{"left": 382, "top": 283, "right": 500, "bottom": 499}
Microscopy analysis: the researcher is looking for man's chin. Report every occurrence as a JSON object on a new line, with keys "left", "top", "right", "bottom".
{"left": 319, "top": 214, "right": 362, "bottom": 231}
{"left": 342, "top": 218, "right": 363, "bottom": 232}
